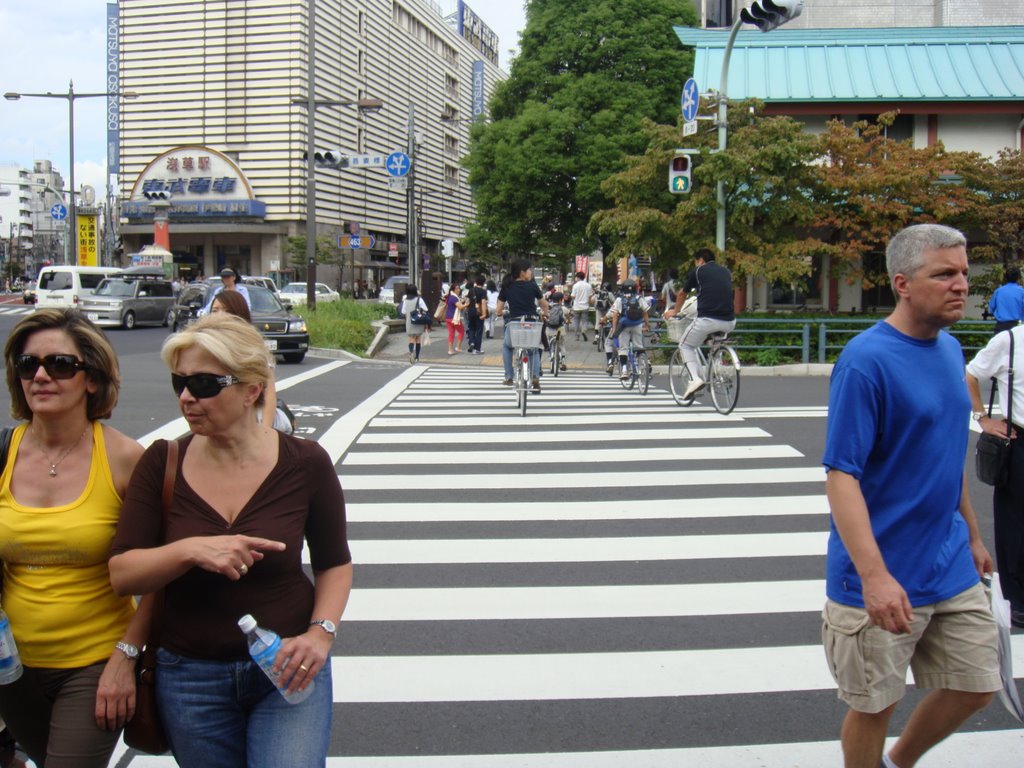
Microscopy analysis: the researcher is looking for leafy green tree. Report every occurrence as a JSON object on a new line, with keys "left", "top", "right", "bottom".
{"left": 811, "top": 113, "right": 986, "bottom": 289}
{"left": 592, "top": 103, "right": 823, "bottom": 283}
{"left": 957, "top": 148, "right": 1024, "bottom": 265}
{"left": 283, "top": 235, "right": 341, "bottom": 277}
{"left": 464, "top": 0, "right": 699, "bottom": 260}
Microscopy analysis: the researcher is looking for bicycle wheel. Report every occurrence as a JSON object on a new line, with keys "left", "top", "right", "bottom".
{"left": 636, "top": 352, "right": 651, "bottom": 395}
{"left": 519, "top": 353, "right": 531, "bottom": 416}
{"left": 619, "top": 352, "right": 635, "bottom": 390}
{"left": 668, "top": 348, "right": 696, "bottom": 407}
{"left": 708, "top": 345, "right": 741, "bottom": 415}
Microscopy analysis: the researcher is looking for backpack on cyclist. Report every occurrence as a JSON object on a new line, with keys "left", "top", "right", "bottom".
{"left": 619, "top": 295, "right": 644, "bottom": 326}
{"left": 545, "top": 303, "right": 565, "bottom": 328}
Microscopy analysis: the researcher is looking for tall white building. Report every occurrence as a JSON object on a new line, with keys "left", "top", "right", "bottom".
{"left": 116, "top": 0, "right": 504, "bottom": 285}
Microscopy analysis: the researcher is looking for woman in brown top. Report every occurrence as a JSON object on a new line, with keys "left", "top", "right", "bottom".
{"left": 108, "top": 314, "right": 351, "bottom": 768}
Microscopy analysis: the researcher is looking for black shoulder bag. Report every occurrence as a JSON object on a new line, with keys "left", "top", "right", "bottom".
{"left": 976, "top": 330, "right": 1014, "bottom": 486}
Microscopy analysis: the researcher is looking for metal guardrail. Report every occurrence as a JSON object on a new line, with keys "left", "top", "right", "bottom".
{"left": 646, "top": 317, "right": 812, "bottom": 363}
{"left": 642, "top": 316, "right": 995, "bottom": 365}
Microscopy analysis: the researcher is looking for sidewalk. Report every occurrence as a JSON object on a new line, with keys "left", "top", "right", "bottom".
{"left": 374, "top": 319, "right": 608, "bottom": 371}
{"left": 371, "top": 320, "right": 833, "bottom": 376}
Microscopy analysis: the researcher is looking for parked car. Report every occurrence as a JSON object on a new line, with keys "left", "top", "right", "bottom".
{"left": 243, "top": 275, "right": 279, "bottom": 294}
{"left": 279, "top": 282, "right": 340, "bottom": 306}
{"left": 378, "top": 275, "right": 411, "bottom": 305}
{"left": 78, "top": 269, "right": 176, "bottom": 329}
{"left": 171, "top": 283, "right": 310, "bottom": 363}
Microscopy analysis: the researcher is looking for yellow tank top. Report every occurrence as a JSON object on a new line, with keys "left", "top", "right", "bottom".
{"left": 0, "top": 422, "right": 135, "bottom": 668}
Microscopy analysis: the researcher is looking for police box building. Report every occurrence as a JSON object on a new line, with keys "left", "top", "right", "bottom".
{"left": 115, "top": 0, "right": 504, "bottom": 286}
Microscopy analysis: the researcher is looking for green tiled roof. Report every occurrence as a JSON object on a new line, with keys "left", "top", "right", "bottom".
{"left": 673, "top": 26, "right": 1024, "bottom": 102}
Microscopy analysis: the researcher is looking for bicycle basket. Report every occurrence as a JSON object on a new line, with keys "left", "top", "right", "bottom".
{"left": 666, "top": 317, "right": 691, "bottom": 342}
{"left": 508, "top": 320, "right": 544, "bottom": 349}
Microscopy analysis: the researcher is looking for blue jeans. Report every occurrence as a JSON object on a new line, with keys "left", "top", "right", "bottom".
{"left": 503, "top": 322, "right": 540, "bottom": 380}
{"left": 155, "top": 648, "right": 332, "bottom": 768}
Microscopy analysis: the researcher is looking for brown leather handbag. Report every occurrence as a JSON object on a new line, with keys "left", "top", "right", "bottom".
{"left": 124, "top": 439, "right": 178, "bottom": 754}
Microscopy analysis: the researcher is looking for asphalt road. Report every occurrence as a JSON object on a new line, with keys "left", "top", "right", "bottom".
{"left": 0, "top": 304, "right": 1020, "bottom": 767}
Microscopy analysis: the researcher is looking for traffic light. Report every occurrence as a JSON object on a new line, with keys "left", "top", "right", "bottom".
{"left": 740, "top": 0, "right": 804, "bottom": 32}
{"left": 669, "top": 154, "right": 691, "bottom": 194}
{"left": 302, "top": 149, "right": 349, "bottom": 169}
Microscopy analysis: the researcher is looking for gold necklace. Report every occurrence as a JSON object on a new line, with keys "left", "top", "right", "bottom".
{"left": 30, "top": 424, "right": 90, "bottom": 478}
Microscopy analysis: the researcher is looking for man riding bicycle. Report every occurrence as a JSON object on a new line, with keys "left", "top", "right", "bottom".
{"left": 496, "top": 259, "right": 550, "bottom": 393}
{"left": 664, "top": 248, "right": 736, "bottom": 400}
{"left": 609, "top": 280, "right": 650, "bottom": 380}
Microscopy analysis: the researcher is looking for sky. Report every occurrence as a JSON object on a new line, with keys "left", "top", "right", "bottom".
{"left": 0, "top": 0, "right": 527, "bottom": 198}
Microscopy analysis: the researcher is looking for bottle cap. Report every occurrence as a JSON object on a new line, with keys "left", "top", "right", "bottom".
{"left": 237, "top": 614, "right": 256, "bottom": 633}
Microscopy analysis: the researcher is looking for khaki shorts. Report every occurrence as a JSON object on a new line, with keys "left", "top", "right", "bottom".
{"left": 821, "top": 582, "right": 1001, "bottom": 713}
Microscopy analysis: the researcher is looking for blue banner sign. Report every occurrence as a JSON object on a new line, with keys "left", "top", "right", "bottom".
{"left": 122, "top": 200, "right": 267, "bottom": 219}
{"left": 106, "top": 3, "right": 120, "bottom": 171}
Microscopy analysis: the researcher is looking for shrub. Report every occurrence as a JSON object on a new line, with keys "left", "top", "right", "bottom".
{"left": 303, "top": 299, "right": 396, "bottom": 355}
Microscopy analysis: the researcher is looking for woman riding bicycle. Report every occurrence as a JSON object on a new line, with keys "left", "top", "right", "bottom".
{"left": 496, "top": 260, "right": 550, "bottom": 393}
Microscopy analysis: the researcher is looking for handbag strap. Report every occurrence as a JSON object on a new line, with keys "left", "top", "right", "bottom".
{"left": 0, "top": 427, "right": 13, "bottom": 473}
{"left": 987, "top": 329, "right": 1014, "bottom": 432}
{"left": 144, "top": 439, "right": 179, "bottom": 650}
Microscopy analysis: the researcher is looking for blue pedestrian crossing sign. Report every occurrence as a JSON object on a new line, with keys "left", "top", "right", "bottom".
{"left": 681, "top": 78, "right": 700, "bottom": 123}
{"left": 51, "top": 203, "right": 67, "bottom": 221}
{"left": 386, "top": 152, "right": 411, "bottom": 177}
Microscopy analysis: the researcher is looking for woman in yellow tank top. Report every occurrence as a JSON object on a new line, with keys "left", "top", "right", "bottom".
{"left": 0, "top": 309, "right": 148, "bottom": 768}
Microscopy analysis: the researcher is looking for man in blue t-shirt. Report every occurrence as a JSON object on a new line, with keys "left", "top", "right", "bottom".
{"left": 987, "top": 266, "right": 1024, "bottom": 333}
{"left": 822, "top": 224, "right": 999, "bottom": 768}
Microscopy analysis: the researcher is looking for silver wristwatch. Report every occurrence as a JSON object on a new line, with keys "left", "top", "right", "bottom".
{"left": 972, "top": 410, "right": 986, "bottom": 422}
{"left": 115, "top": 641, "right": 140, "bottom": 660}
{"left": 309, "top": 619, "right": 337, "bottom": 637}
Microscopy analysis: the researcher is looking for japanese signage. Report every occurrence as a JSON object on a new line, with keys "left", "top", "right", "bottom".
{"left": 126, "top": 146, "right": 263, "bottom": 221}
{"left": 78, "top": 214, "right": 98, "bottom": 267}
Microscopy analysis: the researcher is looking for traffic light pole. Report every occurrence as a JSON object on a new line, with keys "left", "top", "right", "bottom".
{"left": 715, "top": 16, "right": 743, "bottom": 254}
{"left": 406, "top": 104, "right": 419, "bottom": 289}
{"left": 305, "top": 0, "right": 319, "bottom": 310}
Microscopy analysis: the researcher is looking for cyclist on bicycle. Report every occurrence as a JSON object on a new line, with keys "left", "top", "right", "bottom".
{"left": 496, "top": 259, "right": 550, "bottom": 393}
{"left": 664, "top": 248, "right": 736, "bottom": 399}
{"left": 609, "top": 279, "right": 650, "bottom": 380}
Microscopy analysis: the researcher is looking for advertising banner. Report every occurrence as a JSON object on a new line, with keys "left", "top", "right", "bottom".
{"left": 106, "top": 3, "right": 120, "bottom": 171}
{"left": 78, "top": 214, "right": 98, "bottom": 267}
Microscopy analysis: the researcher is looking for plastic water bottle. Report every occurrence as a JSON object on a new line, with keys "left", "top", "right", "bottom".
{"left": 237, "top": 614, "right": 313, "bottom": 704}
{"left": 0, "top": 608, "right": 23, "bottom": 685}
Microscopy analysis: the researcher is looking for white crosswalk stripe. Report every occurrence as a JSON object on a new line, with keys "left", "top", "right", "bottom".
{"left": 114, "top": 365, "right": 1021, "bottom": 766}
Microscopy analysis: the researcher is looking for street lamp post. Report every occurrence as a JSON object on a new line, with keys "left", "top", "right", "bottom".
{"left": 295, "top": 0, "right": 383, "bottom": 309}
{"left": 4, "top": 81, "right": 137, "bottom": 265}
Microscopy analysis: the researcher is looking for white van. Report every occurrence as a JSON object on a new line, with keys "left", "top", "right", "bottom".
{"left": 35, "top": 266, "right": 124, "bottom": 310}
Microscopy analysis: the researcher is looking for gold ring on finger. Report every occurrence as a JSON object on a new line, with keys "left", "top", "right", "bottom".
{"left": 238, "top": 564, "right": 248, "bottom": 575}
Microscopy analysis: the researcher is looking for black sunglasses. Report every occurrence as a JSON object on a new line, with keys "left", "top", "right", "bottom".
{"left": 14, "top": 354, "right": 89, "bottom": 380}
{"left": 171, "top": 372, "right": 241, "bottom": 399}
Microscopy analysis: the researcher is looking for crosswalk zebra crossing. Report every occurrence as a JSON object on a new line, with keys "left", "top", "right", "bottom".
{"left": 116, "top": 365, "right": 1024, "bottom": 767}
{"left": 0, "top": 304, "right": 36, "bottom": 317}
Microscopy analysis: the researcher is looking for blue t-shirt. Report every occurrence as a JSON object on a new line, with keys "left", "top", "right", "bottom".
{"left": 988, "top": 282, "right": 1024, "bottom": 322}
{"left": 822, "top": 321, "right": 978, "bottom": 608}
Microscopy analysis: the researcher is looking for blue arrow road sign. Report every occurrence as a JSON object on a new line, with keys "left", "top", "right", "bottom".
{"left": 385, "top": 152, "right": 411, "bottom": 177}
{"left": 51, "top": 203, "right": 68, "bottom": 221}
{"left": 681, "top": 78, "right": 700, "bottom": 122}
